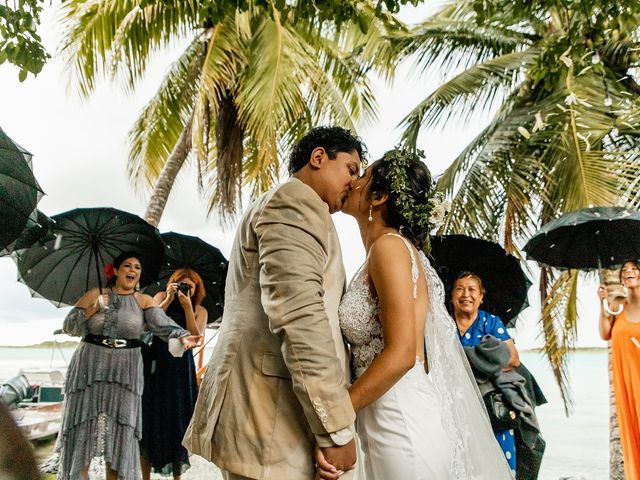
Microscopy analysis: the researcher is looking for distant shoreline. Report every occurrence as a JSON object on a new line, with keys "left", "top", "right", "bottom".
{"left": 0, "top": 341, "right": 79, "bottom": 349}
{"left": 520, "top": 346, "right": 607, "bottom": 353}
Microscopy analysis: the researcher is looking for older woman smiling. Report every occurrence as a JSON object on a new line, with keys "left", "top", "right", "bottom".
{"left": 451, "top": 271, "right": 520, "bottom": 472}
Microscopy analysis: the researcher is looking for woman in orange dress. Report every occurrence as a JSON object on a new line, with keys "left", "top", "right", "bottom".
{"left": 598, "top": 260, "right": 640, "bottom": 480}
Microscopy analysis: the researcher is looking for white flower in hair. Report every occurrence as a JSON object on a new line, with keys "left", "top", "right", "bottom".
{"left": 428, "top": 193, "right": 451, "bottom": 230}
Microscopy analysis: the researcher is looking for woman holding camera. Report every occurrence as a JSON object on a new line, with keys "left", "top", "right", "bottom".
{"left": 140, "top": 268, "right": 208, "bottom": 480}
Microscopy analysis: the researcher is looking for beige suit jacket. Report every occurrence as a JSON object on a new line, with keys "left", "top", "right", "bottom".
{"left": 183, "top": 178, "right": 355, "bottom": 479}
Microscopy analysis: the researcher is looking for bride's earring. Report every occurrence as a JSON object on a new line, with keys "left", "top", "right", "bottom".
{"left": 368, "top": 205, "right": 373, "bottom": 222}
{"left": 623, "top": 284, "right": 629, "bottom": 297}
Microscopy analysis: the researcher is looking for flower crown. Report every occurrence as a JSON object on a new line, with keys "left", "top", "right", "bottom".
{"left": 379, "top": 147, "right": 451, "bottom": 250}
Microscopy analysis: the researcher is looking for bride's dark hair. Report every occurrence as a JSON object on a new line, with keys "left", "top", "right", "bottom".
{"left": 368, "top": 149, "right": 434, "bottom": 251}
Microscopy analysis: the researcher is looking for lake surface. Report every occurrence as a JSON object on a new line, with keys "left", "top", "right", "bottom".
{"left": 0, "top": 347, "right": 609, "bottom": 479}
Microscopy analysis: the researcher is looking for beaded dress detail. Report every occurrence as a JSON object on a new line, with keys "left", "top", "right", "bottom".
{"left": 339, "top": 236, "right": 420, "bottom": 380}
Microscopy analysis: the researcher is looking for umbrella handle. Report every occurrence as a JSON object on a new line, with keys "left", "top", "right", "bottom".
{"left": 603, "top": 299, "right": 623, "bottom": 316}
{"left": 98, "top": 294, "right": 109, "bottom": 311}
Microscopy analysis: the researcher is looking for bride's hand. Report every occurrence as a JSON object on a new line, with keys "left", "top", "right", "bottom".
{"left": 315, "top": 444, "right": 343, "bottom": 480}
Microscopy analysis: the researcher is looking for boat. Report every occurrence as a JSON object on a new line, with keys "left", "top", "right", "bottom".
{"left": 1, "top": 369, "right": 65, "bottom": 441}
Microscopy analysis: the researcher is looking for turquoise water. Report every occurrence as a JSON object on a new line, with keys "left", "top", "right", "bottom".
{"left": 0, "top": 347, "right": 76, "bottom": 381}
{"left": 0, "top": 348, "right": 609, "bottom": 479}
{"left": 522, "top": 350, "right": 608, "bottom": 479}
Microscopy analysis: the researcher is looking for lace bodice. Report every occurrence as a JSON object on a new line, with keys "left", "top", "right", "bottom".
{"left": 339, "top": 234, "right": 426, "bottom": 379}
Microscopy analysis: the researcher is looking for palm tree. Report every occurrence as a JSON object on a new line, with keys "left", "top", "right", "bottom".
{"left": 59, "top": 1, "right": 402, "bottom": 225}
{"left": 395, "top": 1, "right": 640, "bottom": 473}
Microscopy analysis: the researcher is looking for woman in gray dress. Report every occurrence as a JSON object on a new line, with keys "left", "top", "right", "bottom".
{"left": 58, "top": 252, "right": 200, "bottom": 480}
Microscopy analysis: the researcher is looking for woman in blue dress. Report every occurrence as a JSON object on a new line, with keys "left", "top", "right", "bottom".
{"left": 451, "top": 271, "right": 520, "bottom": 474}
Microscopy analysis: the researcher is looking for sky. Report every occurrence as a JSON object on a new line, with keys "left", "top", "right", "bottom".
{"left": 0, "top": 3, "right": 607, "bottom": 349}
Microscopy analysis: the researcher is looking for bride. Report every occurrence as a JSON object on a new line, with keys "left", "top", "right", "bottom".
{"left": 316, "top": 148, "right": 512, "bottom": 479}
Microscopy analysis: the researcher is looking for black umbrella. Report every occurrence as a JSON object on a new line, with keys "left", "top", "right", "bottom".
{"left": 523, "top": 206, "right": 640, "bottom": 316}
{"left": 0, "top": 209, "right": 55, "bottom": 258}
{"left": 429, "top": 234, "right": 531, "bottom": 326}
{"left": 0, "top": 127, "right": 44, "bottom": 251}
{"left": 144, "top": 232, "right": 228, "bottom": 323}
{"left": 16, "top": 207, "right": 164, "bottom": 307}
{"left": 523, "top": 206, "right": 640, "bottom": 271}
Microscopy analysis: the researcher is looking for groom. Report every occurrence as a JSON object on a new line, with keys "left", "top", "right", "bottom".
{"left": 183, "top": 126, "right": 365, "bottom": 479}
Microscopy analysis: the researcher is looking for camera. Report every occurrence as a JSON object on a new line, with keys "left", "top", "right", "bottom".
{"left": 177, "top": 282, "right": 190, "bottom": 295}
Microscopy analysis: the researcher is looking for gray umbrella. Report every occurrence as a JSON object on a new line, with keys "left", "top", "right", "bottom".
{"left": 16, "top": 207, "right": 164, "bottom": 307}
{"left": 0, "top": 127, "right": 43, "bottom": 251}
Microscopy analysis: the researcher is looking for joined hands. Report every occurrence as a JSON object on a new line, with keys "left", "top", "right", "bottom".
{"left": 315, "top": 440, "right": 356, "bottom": 479}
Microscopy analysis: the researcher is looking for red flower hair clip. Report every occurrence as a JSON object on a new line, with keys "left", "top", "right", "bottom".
{"left": 103, "top": 263, "right": 115, "bottom": 280}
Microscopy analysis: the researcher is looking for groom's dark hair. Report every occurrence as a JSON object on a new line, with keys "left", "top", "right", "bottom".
{"left": 288, "top": 126, "right": 366, "bottom": 175}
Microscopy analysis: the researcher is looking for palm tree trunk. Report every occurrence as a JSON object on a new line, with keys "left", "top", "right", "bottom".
{"left": 609, "top": 347, "right": 625, "bottom": 478}
{"left": 603, "top": 268, "right": 625, "bottom": 478}
{"left": 144, "top": 114, "right": 194, "bottom": 227}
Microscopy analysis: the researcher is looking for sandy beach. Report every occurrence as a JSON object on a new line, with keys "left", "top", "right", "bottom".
{"left": 34, "top": 437, "right": 223, "bottom": 479}
{"left": 167, "top": 456, "right": 223, "bottom": 480}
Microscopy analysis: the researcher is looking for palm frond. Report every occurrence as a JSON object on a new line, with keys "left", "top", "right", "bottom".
{"left": 400, "top": 48, "right": 540, "bottom": 147}
{"left": 195, "top": 15, "right": 252, "bottom": 218}
{"left": 233, "top": 12, "right": 319, "bottom": 194}
{"left": 212, "top": 90, "right": 244, "bottom": 219}
{"left": 331, "top": 3, "right": 408, "bottom": 83}
{"left": 600, "top": 38, "right": 640, "bottom": 71}
{"left": 60, "top": 0, "right": 199, "bottom": 96}
{"left": 395, "top": 17, "right": 535, "bottom": 81}
{"left": 310, "top": 43, "right": 377, "bottom": 128}
{"left": 539, "top": 268, "right": 578, "bottom": 415}
{"left": 437, "top": 90, "right": 522, "bottom": 198}
{"left": 127, "top": 35, "right": 205, "bottom": 190}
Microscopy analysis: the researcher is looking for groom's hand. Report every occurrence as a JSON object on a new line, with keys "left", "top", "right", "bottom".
{"left": 321, "top": 439, "right": 356, "bottom": 473}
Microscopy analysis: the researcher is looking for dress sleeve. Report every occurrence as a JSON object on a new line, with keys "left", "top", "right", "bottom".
{"left": 144, "top": 306, "right": 189, "bottom": 342}
{"left": 62, "top": 308, "right": 88, "bottom": 337}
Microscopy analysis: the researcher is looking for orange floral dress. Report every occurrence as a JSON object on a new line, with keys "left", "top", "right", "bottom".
{"left": 611, "top": 310, "right": 640, "bottom": 480}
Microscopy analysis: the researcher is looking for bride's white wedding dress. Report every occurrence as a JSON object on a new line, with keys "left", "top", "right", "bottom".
{"left": 339, "top": 234, "right": 512, "bottom": 479}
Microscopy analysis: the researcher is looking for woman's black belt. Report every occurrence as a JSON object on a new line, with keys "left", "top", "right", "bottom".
{"left": 83, "top": 334, "right": 143, "bottom": 349}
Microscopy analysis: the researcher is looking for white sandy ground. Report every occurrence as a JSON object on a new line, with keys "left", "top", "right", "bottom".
{"left": 150, "top": 454, "right": 223, "bottom": 479}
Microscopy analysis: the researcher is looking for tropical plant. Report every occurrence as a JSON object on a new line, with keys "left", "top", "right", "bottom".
{"left": 60, "top": 0, "right": 405, "bottom": 225}
{"left": 398, "top": 0, "right": 640, "bottom": 399}
{"left": 190, "top": 0, "right": 421, "bottom": 27}
{"left": 0, "top": 0, "right": 49, "bottom": 80}
{"left": 396, "top": 1, "right": 640, "bottom": 472}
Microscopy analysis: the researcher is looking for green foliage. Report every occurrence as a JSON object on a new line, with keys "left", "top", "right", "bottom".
{"left": 61, "top": 0, "right": 405, "bottom": 219}
{"left": 0, "top": 0, "right": 49, "bottom": 80}
{"left": 139, "top": 0, "right": 422, "bottom": 28}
